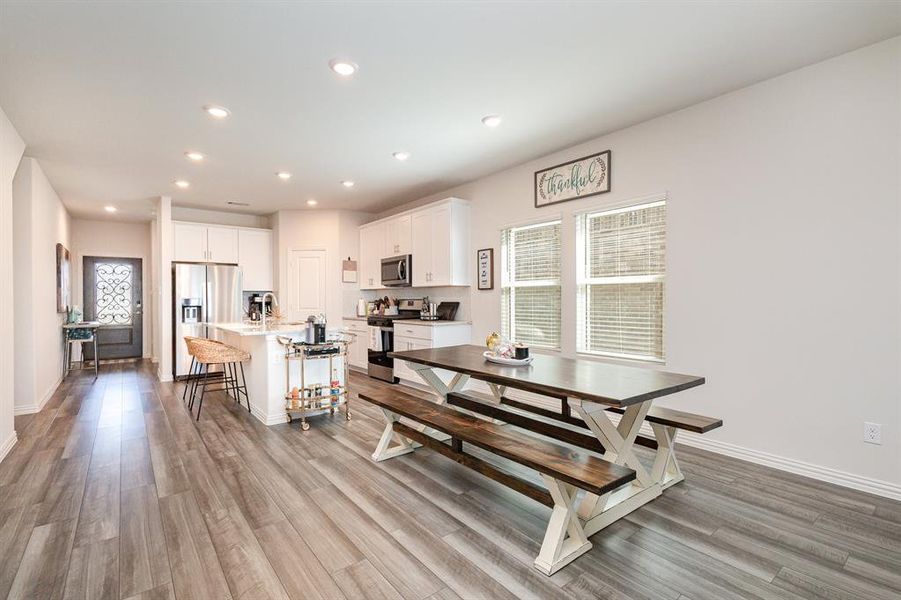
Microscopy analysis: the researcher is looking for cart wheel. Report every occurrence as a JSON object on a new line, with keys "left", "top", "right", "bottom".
{"left": 330, "top": 407, "right": 335, "bottom": 415}
{"left": 287, "top": 415, "right": 293, "bottom": 423}
{"left": 301, "top": 421, "right": 310, "bottom": 431}
{"left": 345, "top": 411, "right": 352, "bottom": 421}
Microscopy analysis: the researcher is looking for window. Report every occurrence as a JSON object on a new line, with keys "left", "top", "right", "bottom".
{"left": 94, "top": 262, "right": 134, "bottom": 325}
{"left": 501, "top": 220, "right": 561, "bottom": 349}
{"left": 577, "top": 199, "right": 666, "bottom": 362}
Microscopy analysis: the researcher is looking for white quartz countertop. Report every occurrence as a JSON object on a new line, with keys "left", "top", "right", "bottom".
{"left": 209, "top": 322, "right": 310, "bottom": 337}
{"left": 342, "top": 316, "right": 471, "bottom": 327}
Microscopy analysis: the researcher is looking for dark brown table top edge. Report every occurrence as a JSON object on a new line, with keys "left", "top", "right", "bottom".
{"left": 389, "top": 344, "right": 706, "bottom": 407}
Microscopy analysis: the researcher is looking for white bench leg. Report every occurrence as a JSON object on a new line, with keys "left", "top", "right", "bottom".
{"left": 650, "top": 423, "right": 684, "bottom": 489}
{"left": 534, "top": 475, "right": 592, "bottom": 575}
{"left": 371, "top": 409, "right": 418, "bottom": 462}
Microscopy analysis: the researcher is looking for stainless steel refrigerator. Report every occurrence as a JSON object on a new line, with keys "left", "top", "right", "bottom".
{"left": 173, "top": 263, "right": 243, "bottom": 379}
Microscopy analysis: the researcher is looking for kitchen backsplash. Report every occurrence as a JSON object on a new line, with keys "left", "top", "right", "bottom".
{"left": 357, "top": 286, "right": 471, "bottom": 321}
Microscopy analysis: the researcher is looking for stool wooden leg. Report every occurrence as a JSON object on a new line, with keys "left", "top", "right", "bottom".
{"left": 93, "top": 335, "right": 99, "bottom": 377}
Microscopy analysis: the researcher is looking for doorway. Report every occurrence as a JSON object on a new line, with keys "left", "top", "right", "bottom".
{"left": 83, "top": 256, "right": 143, "bottom": 360}
{"left": 285, "top": 249, "right": 326, "bottom": 320}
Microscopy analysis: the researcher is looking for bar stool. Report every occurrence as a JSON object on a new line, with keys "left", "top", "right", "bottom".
{"left": 185, "top": 338, "right": 251, "bottom": 421}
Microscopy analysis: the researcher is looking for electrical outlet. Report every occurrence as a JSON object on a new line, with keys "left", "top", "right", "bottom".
{"left": 863, "top": 422, "right": 882, "bottom": 445}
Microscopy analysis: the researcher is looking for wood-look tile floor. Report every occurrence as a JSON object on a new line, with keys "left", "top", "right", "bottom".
{"left": 2, "top": 360, "right": 900, "bottom": 599}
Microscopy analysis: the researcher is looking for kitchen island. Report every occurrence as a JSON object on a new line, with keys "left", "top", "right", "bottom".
{"left": 208, "top": 322, "right": 353, "bottom": 425}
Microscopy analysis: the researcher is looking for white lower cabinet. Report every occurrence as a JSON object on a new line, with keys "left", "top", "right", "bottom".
{"left": 393, "top": 322, "right": 471, "bottom": 383}
{"left": 343, "top": 320, "right": 370, "bottom": 369}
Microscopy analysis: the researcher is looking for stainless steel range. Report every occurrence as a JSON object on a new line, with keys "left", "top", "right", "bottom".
{"left": 367, "top": 299, "right": 422, "bottom": 383}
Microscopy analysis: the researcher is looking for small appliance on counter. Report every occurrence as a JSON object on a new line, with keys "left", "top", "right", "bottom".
{"left": 304, "top": 314, "right": 327, "bottom": 344}
{"left": 356, "top": 298, "right": 367, "bottom": 317}
{"left": 247, "top": 292, "right": 275, "bottom": 322}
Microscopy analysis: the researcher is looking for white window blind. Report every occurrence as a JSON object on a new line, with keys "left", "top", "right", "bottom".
{"left": 501, "top": 220, "right": 561, "bottom": 349}
{"left": 577, "top": 199, "right": 666, "bottom": 362}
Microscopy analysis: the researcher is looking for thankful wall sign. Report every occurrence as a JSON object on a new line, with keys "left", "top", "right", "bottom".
{"left": 534, "top": 149, "right": 611, "bottom": 207}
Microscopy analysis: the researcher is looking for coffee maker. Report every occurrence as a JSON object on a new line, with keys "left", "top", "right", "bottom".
{"left": 247, "top": 293, "right": 274, "bottom": 322}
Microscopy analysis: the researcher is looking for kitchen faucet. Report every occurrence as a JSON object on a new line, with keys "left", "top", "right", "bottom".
{"left": 260, "top": 292, "right": 279, "bottom": 330}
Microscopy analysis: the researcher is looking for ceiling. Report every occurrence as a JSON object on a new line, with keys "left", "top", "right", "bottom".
{"left": 1, "top": 1, "right": 898, "bottom": 221}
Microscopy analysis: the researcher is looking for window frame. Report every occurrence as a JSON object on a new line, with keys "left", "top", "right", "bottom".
{"left": 575, "top": 194, "right": 667, "bottom": 364}
{"left": 500, "top": 218, "right": 563, "bottom": 351}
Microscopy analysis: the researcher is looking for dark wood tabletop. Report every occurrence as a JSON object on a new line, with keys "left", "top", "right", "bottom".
{"left": 389, "top": 344, "right": 705, "bottom": 407}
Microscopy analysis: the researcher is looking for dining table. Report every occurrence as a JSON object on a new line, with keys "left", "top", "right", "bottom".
{"left": 387, "top": 344, "right": 706, "bottom": 541}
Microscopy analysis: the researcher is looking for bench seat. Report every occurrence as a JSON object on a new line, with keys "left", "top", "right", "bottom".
{"left": 360, "top": 388, "right": 636, "bottom": 497}
{"left": 605, "top": 405, "right": 722, "bottom": 433}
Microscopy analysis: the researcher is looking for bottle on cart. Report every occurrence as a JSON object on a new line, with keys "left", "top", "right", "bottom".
{"left": 330, "top": 367, "right": 340, "bottom": 406}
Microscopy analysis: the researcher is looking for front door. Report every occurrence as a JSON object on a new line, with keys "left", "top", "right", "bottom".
{"left": 83, "top": 256, "right": 143, "bottom": 360}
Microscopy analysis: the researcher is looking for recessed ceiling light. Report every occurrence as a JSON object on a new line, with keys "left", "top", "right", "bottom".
{"left": 393, "top": 151, "right": 410, "bottom": 161}
{"left": 307, "top": 199, "right": 318, "bottom": 206}
{"left": 329, "top": 59, "right": 358, "bottom": 76}
{"left": 185, "top": 151, "right": 205, "bottom": 161}
{"left": 203, "top": 105, "right": 230, "bottom": 119}
{"left": 173, "top": 180, "right": 190, "bottom": 189}
{"left": 341, "top": 180, "right": 355, "bottom": 188}
{"left": 481, "top": 114, "right": 502, "bottom": 128}
{"left": 276, "top": 172, "right": 292, "bottom": 180}
{"left": 104, "top": 206, "right": 117, "bottom": 213}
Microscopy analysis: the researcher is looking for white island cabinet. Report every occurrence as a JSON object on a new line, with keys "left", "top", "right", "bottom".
{"left": 208, "top": 323, "right": 351, "bottom": 426}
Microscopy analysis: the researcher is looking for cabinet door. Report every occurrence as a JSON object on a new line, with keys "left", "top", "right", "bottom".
{"left": 173, "top": 222, "right": 208, "bottom": 262}
{"left": 385, "top": 214, "right": 412, "bottom": 256}
{"left": 207, "top": 226, "right": 239, "bottom": 264}
{"left": 429, "top": 204, "right": 452, "bottom": 286}
{"left": 238, "top": 229, "right": 273, "bottom": 290}
{"left": 359, "top": 226, "right": 378, "bottom": 289}
{"left": 410, "top": 209, "right": 432, "bottom": 286}
{"left": 392, "top": 336, "right": 413, "bottom": 381}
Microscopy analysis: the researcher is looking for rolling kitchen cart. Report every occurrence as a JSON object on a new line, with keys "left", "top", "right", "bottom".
{"left": 279, "top": 334, "right": 355, "bottom": 431}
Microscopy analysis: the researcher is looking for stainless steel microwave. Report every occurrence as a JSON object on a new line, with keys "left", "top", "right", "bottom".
{"left": 381, "top": 254, "right": 412, "bottom": 287}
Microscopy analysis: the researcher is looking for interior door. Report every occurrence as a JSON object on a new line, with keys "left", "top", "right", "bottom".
{"left": 83, "top": 256, "right": 143, "bottom": 359}
{"left": 285, "top": 249, "right": 326, "bottom": 320}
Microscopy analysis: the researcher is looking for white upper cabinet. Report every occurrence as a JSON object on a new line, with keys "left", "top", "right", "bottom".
{"left": 359, "top": 221, "right": 387, "bottom": 289}
{"left": 174, "top": 221, "right": 273, "bottom": 291}
{"left": 358, "top": 197, "right": 470, "bottom": 289}
{"left": 410, "top": 210, "right": 432, "bottom": 287}
{"left": 410, "top": 199, "right": 470, "bottom": 287}
{"left": 385, "top": 214, "right": 412, "bottom": 257}
{"left": 173, "top": 222, "right": 208, "bottom": 262}
{"left": 206, "top": 226, "right": 239, "bottom": 264}
{"left": 238, "top": 228, "right": 273, "bottom": 291}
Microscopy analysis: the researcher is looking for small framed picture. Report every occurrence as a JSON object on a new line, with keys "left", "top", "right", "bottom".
{"left": 477, "top": 248, "right": 494, "bottom": 290}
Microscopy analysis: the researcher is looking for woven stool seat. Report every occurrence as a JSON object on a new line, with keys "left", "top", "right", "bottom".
{"left": 189, "top": 338, "right": 251, "bottom": 364}
{"left": 182, "top": 336, "right": 251, "bottom": 420}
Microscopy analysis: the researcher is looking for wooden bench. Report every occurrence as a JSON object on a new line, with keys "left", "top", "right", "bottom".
{"left": 447, "top": 390, "right": 722, "bottom": 493}
{"left": 361, "top": 388, "right": 636, "bottom": 574}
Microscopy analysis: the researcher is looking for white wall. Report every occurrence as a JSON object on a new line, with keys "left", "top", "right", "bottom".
{"left": 377, "top": 38, "right": 901, "bottom": 495}
{"left": 71, "top": 219, "right": 153, "bottom": 358}
{"left": 273, "top": 210, "right": 372, "bottom": 323}
{"left": 0, "top": 106, "right": 25, "bottom": 457}
{"left": 153, "top": 197, "right": 173, "bottom": 381}
{"left": 172, "top": 206, "right": 270, "bottom": 229}
{"left": 12, "top": 157, "right": 72, "bottom": 414}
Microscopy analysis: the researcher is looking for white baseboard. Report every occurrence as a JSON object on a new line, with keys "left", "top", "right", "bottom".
{"left": 14, "top": 374, "right": 63, "bottom": 415}
{"left": 674, "top": 432, "right": 901, "bottom": 502}
{"left": 0, "top": 431, "right": 18, "bottom": 462}
{"left": 401, "top": 379, "right": 901, "bottom": 502}
{"left": 157, "top": 366, "right": 173, "bottom": 383}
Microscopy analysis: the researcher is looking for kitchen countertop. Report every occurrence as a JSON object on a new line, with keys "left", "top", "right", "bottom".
{"left": 343, "top": 316, "right": 471, "bottom": 327}
{"left": 209, "top": 322, "right": 310, "bottom": 337}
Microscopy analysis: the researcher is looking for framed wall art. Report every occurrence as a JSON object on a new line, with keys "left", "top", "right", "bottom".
{"left": 477, "top": 248, "right": 494, "bottom": 290}
{"left": 535, "top": 149, "right": 611, "bottom": 207}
